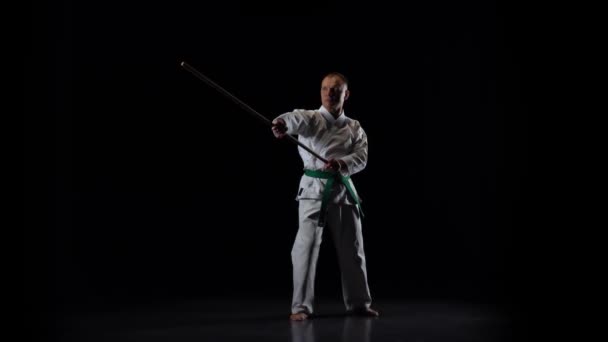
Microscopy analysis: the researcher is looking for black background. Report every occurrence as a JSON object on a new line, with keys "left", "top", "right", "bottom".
{"left": 26, "top": 0, "right": 530, "bottom": 334}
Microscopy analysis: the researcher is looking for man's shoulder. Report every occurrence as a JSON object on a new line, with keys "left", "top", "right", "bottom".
{"left": 292, "top": 108, "right": 318, "bottom": 113}
{"left": 279, "top": 109, "right": 320, "bottom": 122}
{"left": 288, "top": 109, "right": 322, "bottom": 116}
{"left": 343, "top": 115, "right": 363, "bottom": 129}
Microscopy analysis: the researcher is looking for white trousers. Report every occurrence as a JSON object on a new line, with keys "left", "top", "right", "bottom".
{"left": 291, "top": 200, "right": 372, "bottom": 314}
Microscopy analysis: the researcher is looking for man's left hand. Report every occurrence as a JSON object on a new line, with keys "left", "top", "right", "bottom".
{"left": 323, "top": 159, "right": 346, "bottom": 172}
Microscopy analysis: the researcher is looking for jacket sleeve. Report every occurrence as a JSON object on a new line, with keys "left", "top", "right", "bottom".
{"left": 340, "top": 120, "right": 368, "bottom": 176}
{"left": 275, "top": 109, "right": 317, "bottom": 137}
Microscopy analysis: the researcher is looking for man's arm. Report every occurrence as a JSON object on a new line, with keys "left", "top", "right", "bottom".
{"left": 272, "top": 110, "right": 317, "bottom": 138}
{"left": 337, "top": 122, "right": 368, "bottom": 176}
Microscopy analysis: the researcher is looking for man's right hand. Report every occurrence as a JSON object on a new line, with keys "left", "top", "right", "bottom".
{"left": 272, "top": 118, "right": 287, "bottom": 138}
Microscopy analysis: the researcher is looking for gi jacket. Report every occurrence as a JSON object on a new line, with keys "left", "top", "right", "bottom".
{"left": 276, "top": 106, "right": 368, "bottom": 205}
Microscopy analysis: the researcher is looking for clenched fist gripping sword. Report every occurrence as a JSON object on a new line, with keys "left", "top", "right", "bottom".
{"left": 180, "top": 61, "right": 328, "bottom": 163}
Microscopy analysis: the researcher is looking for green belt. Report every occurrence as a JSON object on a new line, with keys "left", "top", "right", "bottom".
{"left": 303, "top": 169, "right": 364, "bottom": 227}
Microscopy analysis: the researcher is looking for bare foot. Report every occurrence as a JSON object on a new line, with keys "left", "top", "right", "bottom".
{"left": 348, "top": 307, "right": 380, "bottom": 317}
{"left": 289, "top": 312, "right": 309, "bottom": 321}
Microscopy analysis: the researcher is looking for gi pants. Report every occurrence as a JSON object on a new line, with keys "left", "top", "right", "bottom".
{"left": 291, "top": 199, "right": 372, "bottom": 314}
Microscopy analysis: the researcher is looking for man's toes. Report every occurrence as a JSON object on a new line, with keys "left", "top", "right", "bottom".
{"left": 289, "top": 312, "right": 309, "bottom": 321}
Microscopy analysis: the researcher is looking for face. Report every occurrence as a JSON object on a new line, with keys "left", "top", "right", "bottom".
{"left": 320, "top": 75, "right": 349, "bottom": 114}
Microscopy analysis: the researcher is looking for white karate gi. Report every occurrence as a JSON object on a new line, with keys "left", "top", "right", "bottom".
{"left": 276, "top": 106, "right": 372, "bottom": 315}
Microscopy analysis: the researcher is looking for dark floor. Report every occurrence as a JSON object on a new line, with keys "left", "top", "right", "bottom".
{"left": 49, "top": 298, "right": 513, "bottom": 342}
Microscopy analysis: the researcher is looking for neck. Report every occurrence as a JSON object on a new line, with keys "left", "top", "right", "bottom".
{"left": 327, "top": 107, "right": 342, "bottom": 118}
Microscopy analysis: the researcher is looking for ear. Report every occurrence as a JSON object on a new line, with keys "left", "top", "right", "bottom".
{"left": 344, "top": 89, "right": 350, "bottom": 101}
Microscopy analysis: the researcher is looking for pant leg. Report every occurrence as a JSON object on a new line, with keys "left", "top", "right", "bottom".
{"left": 291, "top": 200, "right": 324, "bottom": 314}
{"left": 326, "top": 204, "right": 372, "bottom": 311}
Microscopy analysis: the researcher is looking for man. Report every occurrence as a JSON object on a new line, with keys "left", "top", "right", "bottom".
{"left": 272, "top": 72, "right": 379, "bottom": 321}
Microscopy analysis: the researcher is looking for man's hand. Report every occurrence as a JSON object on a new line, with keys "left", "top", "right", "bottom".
{"left": 272, "top": 118, "right": 287, "bottom": 138}
{"left": 323, "top": 159, "right": 346, "bottom": 173}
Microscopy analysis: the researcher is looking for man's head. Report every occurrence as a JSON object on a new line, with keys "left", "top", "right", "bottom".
{"left": 321, "top": 72, "right": 349, "bottom": 116}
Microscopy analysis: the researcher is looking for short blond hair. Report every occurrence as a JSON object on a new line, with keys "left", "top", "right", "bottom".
{"left": 322, "top": 72, "right": 349, "bottom": 88}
